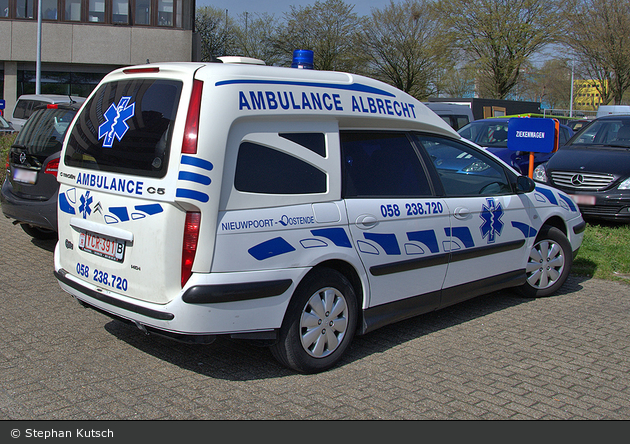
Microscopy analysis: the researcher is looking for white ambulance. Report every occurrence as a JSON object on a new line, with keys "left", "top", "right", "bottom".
{"left": 54, "top": 56, "right": 585, "bottom": 373}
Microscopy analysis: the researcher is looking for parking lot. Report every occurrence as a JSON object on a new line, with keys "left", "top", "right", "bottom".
{"left": 1, "top": 213, "right": 629, "bottom": 420}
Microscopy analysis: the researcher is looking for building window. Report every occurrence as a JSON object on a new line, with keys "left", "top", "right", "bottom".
{"left": 157, "top": 0, "right": 171, "bottom": 26}
{"left": 63, "top": 0, "right": 80, "bottom": 20}
{"left": 1, "top": 0, "right": 185, "bottom": 26}
{"left": 16, "top": 0, "right": 34, "bottom": 18}
{"left": 134, "top": 0, "right": 150, "bottom": 25}
{"left": 88, "top": 0, "right": 105, "bottom": 22}
{"left": 42, "top": 0, "right": 58, "bottom": 19}
{"left": 112, "top": 0, "right": 127, "bottom": 23}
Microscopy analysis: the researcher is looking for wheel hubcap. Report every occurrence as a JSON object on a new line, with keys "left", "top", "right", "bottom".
{"left": 526, "top": 239, "right": 565, "bottom": 290}
{"left": 300, "top": 287, "right": 349, "bottom": 358}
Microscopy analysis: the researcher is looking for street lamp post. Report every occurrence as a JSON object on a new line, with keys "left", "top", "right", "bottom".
{"left": 36, "top": 0, "right": 42, "bottom": 94}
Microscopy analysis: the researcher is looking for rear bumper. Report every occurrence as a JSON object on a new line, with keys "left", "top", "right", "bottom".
{"left": 54, "top": 243, "right": 302, "bottom": 339}
{"left": 1, "top": 180, "right": 58, "bottom": 231}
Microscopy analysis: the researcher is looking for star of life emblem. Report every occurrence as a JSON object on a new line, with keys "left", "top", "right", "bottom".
{"left": 79, "top": 191, "right": 93, "bottom": 219}
{"left": 98, "top": 96, "right": 135, "bottom": 148}
{"left": 480, "top": 198, "right": 504, "bottom": 243}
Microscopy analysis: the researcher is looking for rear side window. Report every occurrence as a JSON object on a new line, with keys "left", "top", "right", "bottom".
{"left": 235, "top": 142, "right": 327, "bottom": 194}
{"left": 14, "top": 107, "right": 78, "bottom": 158}
{"left": 341, "top": 131, "right": 432, "bottom": 197}
{"left": 64, "top": 79, "right": 182, "bottom": 178}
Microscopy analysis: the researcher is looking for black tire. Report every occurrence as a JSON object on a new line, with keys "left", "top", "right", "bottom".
{"left": 518, "top": 225, "right": 572, "bottom": 298}
{"left": 271, "top": 268, "right": 358, "bottom": 374}
{"left": 20, "top": 224, "right": 57, "bottom": 240}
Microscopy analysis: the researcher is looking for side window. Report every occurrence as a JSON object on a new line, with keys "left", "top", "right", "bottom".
{"left": 279, "top": 133, "right": 326, "bottom": 157}
{"left": 340, "top": 131, "right": 432, "bottom": 198}
{"left": 13, "top": 100, "right": 29, "bottom": 119}
{"left": 559, "top": 127, "right": 568, "bottom": 146}
{"left": 416, "top": 134, "right": 512, "bottom": 196}
{"left": 234, "top": 142, "right": 327, "bottom": 194}
{"left": 455, "top": 116, "right": 470, "bottom": 131}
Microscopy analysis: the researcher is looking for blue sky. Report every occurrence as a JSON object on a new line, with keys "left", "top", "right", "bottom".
{"left": 195, "top": 0, "right": 393, "bottom": 19}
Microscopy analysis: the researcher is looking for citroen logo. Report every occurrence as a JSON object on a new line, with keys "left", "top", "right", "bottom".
{"left": 19, "top": 152, "right": 26, "bottom": 164}
{"left": 571, "top": 174, "right": 584, "bottom": 186}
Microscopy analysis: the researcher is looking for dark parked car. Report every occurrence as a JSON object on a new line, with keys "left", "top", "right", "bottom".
{"left": 566, "top": 119, "right": 592, "bottom": 132}
{"left": 1, "top": 102, "right": 82, "bottom": 239}
{"left": 458, "top": 118, "right": 574, "bottom": 175}
{"left": 533, "top": 115, "right": 630, "bottom": 222}
{"left": 1, "top": 114, "right": 16, "bottom": 134}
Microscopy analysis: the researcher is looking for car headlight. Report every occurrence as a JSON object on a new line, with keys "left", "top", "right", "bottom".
{"left": 533, "top": 164, "right": 548, "bottom": 183}
{"left": 462, "top": 160, "right": 490, "bottom": 173}
{"left": 619, "top": 178, "right": 630, "bottom": 190}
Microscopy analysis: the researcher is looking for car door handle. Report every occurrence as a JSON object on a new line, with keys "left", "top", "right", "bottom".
{"left": 453, "top": 207, "right": 471, "bottom": 220}
{"left": 355, "top": 214, "right": 378, "bottom": 229}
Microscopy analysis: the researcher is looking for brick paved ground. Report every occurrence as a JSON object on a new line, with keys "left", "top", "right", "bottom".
{"left": 1, "top": 214, "right": 629, "bottom": 420}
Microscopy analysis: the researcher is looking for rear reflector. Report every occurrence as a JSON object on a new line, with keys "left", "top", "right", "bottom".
{"left": 44, "top": 158, "right": 60, "bottom": 177}
{"left": 182, "top": 79, "right": 203, "bottom": 155}
{"left": 182, "top": 212, "right": 201, "bottom": 287}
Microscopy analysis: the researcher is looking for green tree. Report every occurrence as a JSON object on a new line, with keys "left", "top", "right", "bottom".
{"left": 563, "top": 0, "right": 630, "bottom": 105}
{"left": 518, "top": 59, "right": 573, "bottom": 109}
{"left": 233, "top": 12, "right": 283, "bottom": 66}
{"left": 435, "top": 0, "right": 561, "bottom": 99}
{"left": 359, "top": 0, "right": 448, "bottom": 100}
{"left": 273, "top": 0, "right": 365, "bottom": 71}
{"left": 195, "top": 6, "right": 237, "bottom": 61}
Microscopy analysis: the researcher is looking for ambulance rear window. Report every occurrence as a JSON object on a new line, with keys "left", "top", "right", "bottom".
{"left": 64, "top": 79, "right": 182, "bottom": 178}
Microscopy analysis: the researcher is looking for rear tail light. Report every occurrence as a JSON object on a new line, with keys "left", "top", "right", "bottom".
{"left": 123, "top": 67, "right": 160, "bottom": 75}
{"left": 47, "top": 104, "right": 58, "bottom": 109}
{"left": 182, "top": 79, "right": 203, "bottom": 155}
{"left": 5, "top": 150, "right": 9, "bottom": 170}
{"left": 44, "top": 158, "right": 60, "bottom": 177}
{"left": 182, "top": 211, "right": 201, "bottom": 287}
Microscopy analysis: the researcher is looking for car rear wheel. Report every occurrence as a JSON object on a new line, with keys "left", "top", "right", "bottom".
{"left": 518, "top": 225, "right": 572, "bottom": 298}
{"left": 20, "top": 223, "right": 57, "bottom": 240}
{"left": 271, "top": 268, "right": 357, "bottom": 373}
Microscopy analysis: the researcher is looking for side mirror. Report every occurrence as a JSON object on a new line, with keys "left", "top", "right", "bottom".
{"left": 516, "top": 175, "right": 536, "bottom": 193}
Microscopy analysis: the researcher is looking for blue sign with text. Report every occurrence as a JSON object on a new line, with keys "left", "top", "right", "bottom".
{"left": 508, "top": 118, "right": 556, "bottom": 153}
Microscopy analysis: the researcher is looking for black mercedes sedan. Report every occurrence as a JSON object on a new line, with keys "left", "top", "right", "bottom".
{"left": 533, "top": 115, "right": 630, "bottom": 222}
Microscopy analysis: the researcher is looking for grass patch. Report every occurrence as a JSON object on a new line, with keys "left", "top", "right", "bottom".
{"left": 1, "top": 133, "right": 17, "bottom": 184}
{"left": 572, "top": 221, "right": 630, "bottom": 283}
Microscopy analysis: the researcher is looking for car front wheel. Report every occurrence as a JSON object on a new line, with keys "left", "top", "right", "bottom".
{"left": 271, "top": 268, "right": 358, "bottom": 373}
{"left": 519, "top": 225, "right": 572, "bottom": 298}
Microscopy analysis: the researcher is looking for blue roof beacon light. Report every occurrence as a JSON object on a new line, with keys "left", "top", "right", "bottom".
{"left": 291, "top": 50, "right": 314, "bottom": 69}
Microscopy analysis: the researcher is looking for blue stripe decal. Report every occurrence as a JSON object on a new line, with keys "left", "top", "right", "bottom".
{"left": 558, "top": 193, "right": 577, "bottom": 212}
{"left": 535, "top": 187, "right": 558, "bottom": 206}
{"left": 135, "top": 204, "right": 163, "bottom": 215}
{"left": 512, "top": 221, "right": 537, "bottom": 238}
{"left": 249, "top": 237, "right": 296, "bottom": 261}
{"left": 181, "top": 155, "right": 214, "bottom": 171}
{"left": 109, "top": 207, "right": 129, "bottom": 222}
{"left": 310, "top": 228, "right": 352, "bottom": 248}
{"left": 215, "top": 79, "right": 397, "bottom": 98}
{"left": 176, "top": 188, "right": 209, "bottom": 203}
{"left": 178, "top": 171, "right": 211, "bottom": 185}
{"left": 407, "top": 230, "right": 439, "bottom": 253}
{"left": 364, "top": 232, "right": 401, "bottom": 255}
{"left": 445, "top": 227, "right": 475, "bottom": 248}
{"left": 58, "top": 193, "right": 76, "bottom": 215}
